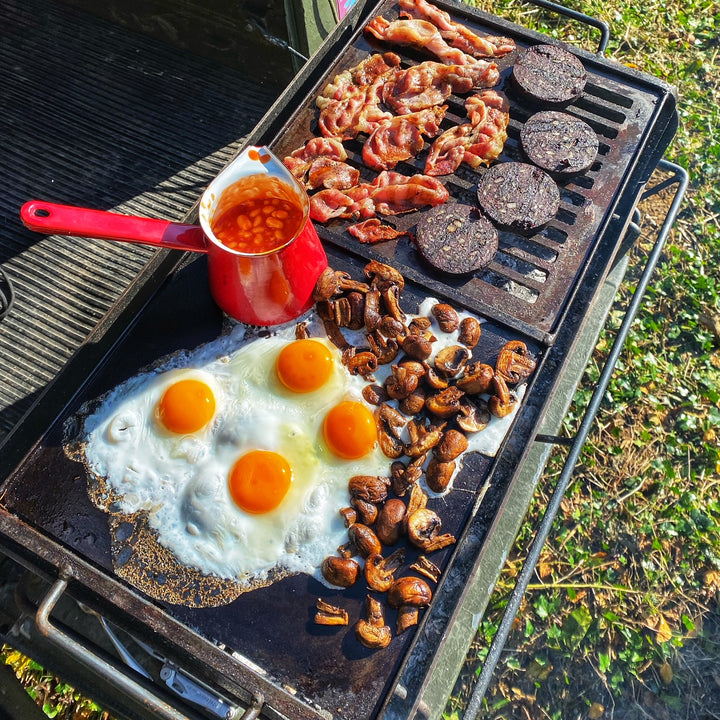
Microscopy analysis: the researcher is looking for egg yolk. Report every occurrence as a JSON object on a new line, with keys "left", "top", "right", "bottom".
{"left": 229, "top": 450, "right": 292, "bottom": 514}
{"left": 157, "top": 378, "right": 216, "bottom": 434}
{"left": 276, "top": 339, "right": 334, "bottom": 393}
{"left": 323, "top": 401, "right": 377, "bottom": 459}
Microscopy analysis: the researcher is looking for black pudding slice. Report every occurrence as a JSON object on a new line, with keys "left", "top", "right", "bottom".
{"left": 512, "top": 44, "right": 587, "bottom": 108}
{"left": 415, "top": 203, "right": 498, "bottom": 276}
{"left": 476, "top": 162, "right": 560, "bottom": 234}
{"left": 521, "top": 110, "right": 599, "bottom": 175}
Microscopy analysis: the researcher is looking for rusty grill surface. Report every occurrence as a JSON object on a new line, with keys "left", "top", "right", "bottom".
{"left": 0, "top": 1, "right": 677, "bottom": 719}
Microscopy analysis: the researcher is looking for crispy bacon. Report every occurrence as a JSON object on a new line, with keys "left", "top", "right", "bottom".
{"left": 307, "top": 158, "right": 360, "bottom": 190}
{"left": 309, "top": 172, "right": 448, "bottom": 222}
{"left": 398, "top": 0, "right": 516, "bottom": 58}
{"left": 348, "top": 218, "right": 410, "bottom": 244}
{"left": 381, "top": 61, "right": 474, "bottom": 114}
{"left": 371, "top": 172, "right": 449, "bottom": 214}
{"left": 283, "top": 137, "right": 347, "bottom": 182}
{"left": 363, "top": 106, "right": 446, "bottom": 171}
{"left": 424, "top": 90, "right": 509, "bottom": 176}
{"left": 317, "top": 53, "right": 401, "bottom": 140}
{"left": 319, "top": 52, "right": 402, "bottom": 100}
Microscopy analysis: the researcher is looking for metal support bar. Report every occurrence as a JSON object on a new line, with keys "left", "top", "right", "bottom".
{"left": 526, "top": 0, "right": 610, "bottom": 53}
{"left": 464, "top": 160, "right": 688, "bottom": 718}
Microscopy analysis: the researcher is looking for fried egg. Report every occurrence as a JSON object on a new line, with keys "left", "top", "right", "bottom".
{"left": 81, "top": 324, "right": 389, "bottom": 589}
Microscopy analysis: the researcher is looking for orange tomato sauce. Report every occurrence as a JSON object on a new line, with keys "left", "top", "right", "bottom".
{"left": 210, "top": 173, "right": 305, "bottom": 254}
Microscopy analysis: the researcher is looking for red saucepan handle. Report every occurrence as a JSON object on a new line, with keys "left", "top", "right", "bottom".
{"left": 20, "top": 200, "right": 208, "bottom": 254}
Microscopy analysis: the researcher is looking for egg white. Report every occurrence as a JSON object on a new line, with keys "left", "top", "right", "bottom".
{"left": 82, "top": 329, "right": 388, "bottom": 587}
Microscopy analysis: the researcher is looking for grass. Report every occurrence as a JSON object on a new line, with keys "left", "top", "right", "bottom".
{"left": 447, "top": 0, "right": 720, "bottom": 718}
{"left": 3, "top": 1, "right": 719, "bottom": 718}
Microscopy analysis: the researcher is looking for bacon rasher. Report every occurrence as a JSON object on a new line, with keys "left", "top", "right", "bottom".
{"left": 283, "top": 138, "right": 359, "bottom": 191}
{"left": 363, "top": 105, "right": 447, "bottom": 171}
{"left": 310, "top": 172, "right": 449, "bottom": 222}
{"left": 398, "top": 0, "right": 516, "bottom": 59}
{"left": 424, "top": 90, "right": 509, "bottom": 176}
{"left": 347, "top": 218, "right": 411, "bottom": 244}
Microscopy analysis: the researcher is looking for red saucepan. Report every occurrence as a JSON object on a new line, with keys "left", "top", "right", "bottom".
{"left": 21, "top": 147, "right": 328, "bottom": 326}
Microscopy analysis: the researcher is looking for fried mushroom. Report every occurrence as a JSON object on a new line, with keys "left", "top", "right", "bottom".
{"left": 364, "top": 548, "right": 406, "bottom": 592}
{"left": 387, "top": 576, "right": 432, "bottom": 634}
{"left": 355, "top": 595, "right": 392, "bottom": 649}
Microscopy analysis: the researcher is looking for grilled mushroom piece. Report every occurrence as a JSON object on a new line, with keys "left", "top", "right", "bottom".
{"left": 425, "top": 386, "right": 465, "bottom": 419}
{"left": 385, "top": 364, "right": 420, "bottom": 400}
{"left": 313, "top": 266, "right": 340, "bottom": 301}
{"left": 363, "top": 384, "right": 388, "bottom": 406}
{"left": 364, "top": 548, "right": 406, "bottom": 592}
{"left": 425, "top": 458, "right": 456, "bottom": 493}
{"left": 375, "top": 498, "right": 407, "bottom": 546}
{"left": 346, "top": 291, "right": 366, "bottom": 330}
{"left": 457, "top": 398, "right": 491, "bottom": 433}
{"left": 387, "top": 576, "right": 433, "bottom": 634}
{"left": 335, "top": 270, "right": 370, "bottom": 294}
{"left": 339, "top": 507, "right": 357, "bottom": 527}
{"left": 348, "top": 523, "right": 382, "bottom": 558}
{"left": 350, "top": 497, "right": 378, "bottom": 525}
{"left": 355, "top": 595, "right": 392, "bottom": 649}
{"left": 315, "top": 599, "right": 349, "bottom": 626}
{"left": 399, "top": 333, "right": 434, "bottom": 361}
{"left": 406, "top": 508, "right": 456, "bottom": 552}
{"left": 349, "top": 475, "right": 391, "bottom": 504}
{"left": 364, "top": 260, "right": 405, "bottom": 289}
{"left": 433, "top": 345, "right": 470, "bottom": 378}
{"left": 496, "top": 340, "right": 537, "bottom": 384}
{"left": 488, "top": 373, "right": 518, "bottom": 418}
{"left": 434, "top": 429, "right": 469, "bottom": 462}
{"left": 321, "top": 556, "right": 360, "bottom": 588}
{"left": 390, "top": 457, "right": 424, "bottom": 497}
{"left": 346, "top": 351, "right": 379, "bottom": 380}
{"left": 367, "top": 330, "right": 399, "bottom": 365}
{"left": 458, "top": 316, "right": 482, "bottom": 349}
{"left": 411, "top": 556, "right": 442, "bottom": 583}
{"left": 456, "top": 361, "right": 494, "bottom": 395}
{"left": 364, "top": 287, "right": 383, "bottom": 332}
{"left": 399, "top": 388, "right": 427, "bottom": 416}
{"left": 405, "top": 418, "right": 445, "bottom": 457}
{"left": 431, "top": 303, "right": 460, "bottom": 333}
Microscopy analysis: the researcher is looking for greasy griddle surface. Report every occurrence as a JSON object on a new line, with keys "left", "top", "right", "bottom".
{"left": 3, "top": 248, "right": 539, "bottom": 719}
{"left": 270, "top": 0, "right": 668, "bottom": 341}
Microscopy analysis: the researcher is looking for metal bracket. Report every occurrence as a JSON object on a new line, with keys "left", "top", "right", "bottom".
{"left": 32, "top": 571, "right": 264, "bottom": 720}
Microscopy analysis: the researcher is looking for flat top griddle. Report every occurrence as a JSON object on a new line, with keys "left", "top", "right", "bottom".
{"left": 0, "top": 1, "right": 677, "bottom": 718}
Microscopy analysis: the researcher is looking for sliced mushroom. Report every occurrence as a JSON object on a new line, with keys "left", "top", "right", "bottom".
{"left": 355, "top": 595, "right": 392, "bottom": 649}
{"left": 332, "top": 296, "right": 353, "bottom": 328}
{"left": 406, "top": 508, "right": 455, "bottom": 552}
{"left": 350, "top": 497, "right": 378, "bottom": 525}
{"left": 379, "top": 280, "right": 406, "bottom": 324}
{"left": 456, "top": 361, "right": 494, "bottom": 395}
{"left": 295, "top": 321, "right": 310, "bottom": 340}
{"left": 378, "top": 403, "right": 407, "bottom": 439}
{"left": 375, "top": 498, "right": 407, "bottom": 546}
{"left": 346, "top": 291, "right": 366, "bottom": 330}
{"left": 405, "top": 418, "right": 445, "bottom": 457}
{"left": 422, "top": 363, "right": 449, "bottom": 390}
{"left": 367, "top": 330, "right": 399, "bottom": 365}
{"left": 312, "top": 266, "right": 339, "bottom": 301}
{"left": 387, "top": 576, "right": 432, "bottom": 634}
{"left": 385, "top": 364, "right": 419, "bottom": 400}
{"left": 321, "top": 317, "right": 350, "bottom": 351}
{"left": 364, "top": 287, "right": 382, "bottom": 332}
{"left": 345, "top": 351, "right": 378, "bottom": 380}
{"left": 425, "top": 458, "right": 456, "bottom": 493}
{"left": 434, "top": 345, "right": 470, "bottom": 378}
{"left": 408, "top": 316, "right": 433, "bottom": 334}
{"left": 339, "top": 507, "right": 357, "bottom": 527}
{"left": 406, "top": 482, "right": 428, "bottom": 517}
{"left": 336, "top": 270, "right": 370, "bottom": 294}
{"left": 348, "top": 523, "right": 382, "bottom": 558}
{"left": 457, "top": 398, "right": 491, "bottom": 433}
{"left": 496, "top": 340, "right": 537, "bottom": 384}
{"left": 399, "top": 388, "right": 426, "bottom": 416}
{"left": 349, "top": 475, "right": 391, "bottom": 504}
{"left": 390, "top": 457, "right": 424, "bottom": 497}
{"left": 488, "top": 373, "right": 518, "bottom": 418}
{"left": 364, "top": 548, "right": 406, "bottom": 592}
{"left": 364, "top": 260, "right": 405, "bottom": 290}
{"left": 377, "top": 404, "right": 407, "bottom": 459}
{"left": 321, "top": 556, "right": 360, "bottom": 588}
{"left": 378, "top": 315, "right": 406, "bottom": 338}
{"left": 363, "top": 384, "right": 388, "bottom": 406}
{"left": 431, "top": 303, "right": 460, "bottom": 333}
{"left": 458, "top": 316, "right": 482, "bottom": 349}
{"left": 399, "top": 333, "right": 433, "bottom": 361}
{"left": 411, "top": 556, "right": 442, "bottom": 583}
{"left": 314, "top": 598, "right": 349, "bottom": 626}
{"left": 425, "top": 386, "right": 465, "bottom": 419}
{"left": 434, "top": 429, "right": 468, "bottom": 462}
{"left": 378, "top": 426, "right": 405, "bottom": 459}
